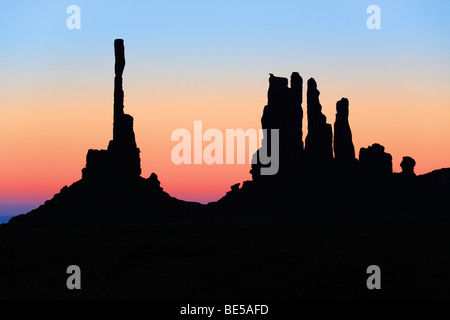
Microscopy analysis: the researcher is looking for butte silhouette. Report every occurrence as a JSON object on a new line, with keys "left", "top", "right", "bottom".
{"left": 7, "top": 39, "right": 203, "bottom": 228}
{"left": 6, "top": 39, "right": 450, "bottom": 228}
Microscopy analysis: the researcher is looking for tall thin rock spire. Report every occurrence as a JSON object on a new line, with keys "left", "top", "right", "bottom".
{"left": 82, "top": 39, "right": 141, "bottom": 179}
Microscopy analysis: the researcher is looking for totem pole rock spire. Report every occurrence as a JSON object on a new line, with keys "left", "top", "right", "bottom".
{"left": 82, "top": 39, "right": 141, "bottom": 179}
{"left": 113, "top": 39, "right": 125, "bottom": 127}
{"left": 109, "top": 39, "right": 138, "bottom": 152}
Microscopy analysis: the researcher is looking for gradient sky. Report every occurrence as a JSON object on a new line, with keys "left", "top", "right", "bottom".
{"left": 1, "top": 0, "right": 449, "bottom": 215}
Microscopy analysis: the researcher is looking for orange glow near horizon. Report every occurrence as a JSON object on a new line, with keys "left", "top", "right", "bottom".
{"left": 1, "top": 70, "right": 450, "bottom": 207}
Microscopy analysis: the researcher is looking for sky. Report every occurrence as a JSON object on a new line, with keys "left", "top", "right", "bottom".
{"left": 1, "top": 0, "right": 449, "bottom": 215}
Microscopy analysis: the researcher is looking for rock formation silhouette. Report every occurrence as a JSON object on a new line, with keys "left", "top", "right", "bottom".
{"left": 250, "top": 74, "right": 355, "bottom": 185}
{"left": 359, "top": 143, "right": 393, "bottom": 178}
{"left": 251, "top": 73, "right": 303, "bottom": 183}
{"left": 2, "top": 39, "right": 450, "bottom": 302}
{"left": 5, "top": 42, "right": 450, "bottom": 229}
{"left": 82, "top": 39, "right": 141, "bottom": 180}
{"left": 400, "top": 156, "right": 416, "bottom": 177}
{"left": 304, "top": 78, "right": 333, "bottom": 175}
{"left": 333, "top": 98, "right": 356, "bottom": 165}
{"left": 219, "top": 71, "right": 446, "bottom": 214}
{"left": 7, "top": 39, "right": 203, "bottom": 228}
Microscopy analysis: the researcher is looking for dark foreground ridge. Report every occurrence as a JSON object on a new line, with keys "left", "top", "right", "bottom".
{"left": 5, "top": 39, "right": 450, "bottom": 228}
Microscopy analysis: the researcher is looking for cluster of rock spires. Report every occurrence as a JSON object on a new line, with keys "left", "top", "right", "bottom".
{"left": 8, "top": 38, "right": 449, "bottom": 229}
{"left": 250, "top": 73, "right": 303, "bottom": 182}
{"left": 250, "top": 72, "right": 406, "bottom": 184}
